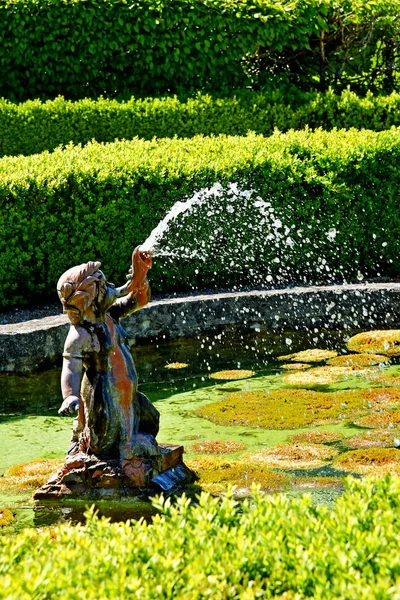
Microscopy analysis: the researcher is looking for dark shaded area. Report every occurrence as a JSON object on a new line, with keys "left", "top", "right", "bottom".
{"left": 0, "top": 328, "right": 352, "bottom": 418}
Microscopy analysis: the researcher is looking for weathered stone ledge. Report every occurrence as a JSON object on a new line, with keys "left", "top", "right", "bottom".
{"left": 1, "top": 283, "right": 400, "bottom": 372}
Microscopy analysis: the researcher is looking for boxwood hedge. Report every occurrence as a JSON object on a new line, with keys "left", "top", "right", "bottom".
{"left": 1, "top": 477, "right": 400, "bottom": 598}
{"left": 2, "top": 89, "right": 400, "bottom": 159}
{"left": 1, "top": 0, "right": 400, "bottom": 101}
{"left": 1, "top": 128, "right": 399, "bottom": 309}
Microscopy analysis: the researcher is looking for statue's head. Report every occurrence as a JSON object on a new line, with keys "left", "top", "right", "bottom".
{"left": 57, "top": 262, "right": 116, "bottom": 325}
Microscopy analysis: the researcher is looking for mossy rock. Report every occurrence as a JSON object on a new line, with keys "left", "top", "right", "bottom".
{"left": 347, "top": 330, "right": 400, "bottom": 356}
{"left": 333, "top": 447, "right": 400, "bottom": 474}
{"left": 282, "top": 365, "right": 370, "bottom": 387}
{"left": 327, "top": 353, "right": 389, "bottom": 367}
{"left": 278, "top": 349, "right": 338, "bottom": 363}
{"left": 0, "top": 459, "right": 63, "bottom": 493}
{"left": 186, "top": 456, "right": 290, "bottom": 494}
{"left": 288, "top": 430, "right": 344, "bottom": 444}
{"left": 209, "top": 370, "right": 255, "bottom": 381}
{"left": 355, "top": 409, "right": 400, "bottom": 429}
{"left": 188, "top": 440, "right": 247, "bottom": 454}
{"left": 244, "top": 443, "right": 338, "bottom": 469}
{"left": 196, "top": 388, "right": 400, "bottom": 430}
{"left": 345, "top": 429, "right": 400, "bottom": 449}
{"left": 0, "top": 508, "right": 15, "bottom": 527}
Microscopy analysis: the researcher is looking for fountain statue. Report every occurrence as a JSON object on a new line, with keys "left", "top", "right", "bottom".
{"left": 34, "top": 248, "right": 194, "bottom": 500}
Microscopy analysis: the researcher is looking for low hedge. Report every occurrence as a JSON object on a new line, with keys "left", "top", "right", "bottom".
{"left": 3, "top": 89, "right": 400, "bottom": 158}
{"left": 1, "top": 128, "right": 399, "bottom": 309}
{"left": 1, "top": 477, "right": 400, "bottom": 598}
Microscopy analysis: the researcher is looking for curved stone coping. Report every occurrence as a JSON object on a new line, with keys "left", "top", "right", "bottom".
{"left": 1, "top": 282, "right": 400, "bottom": 372}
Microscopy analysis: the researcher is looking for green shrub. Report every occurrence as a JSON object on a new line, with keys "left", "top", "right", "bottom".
{"left": 0, "top": 0, "right": 399, "bottom": 101}
{"left": 1, "top": 128, "right": 399, "bottom": 309}
{"left": 0, "top": 477, "right": 400, "bottom": 598}
{"left": 3, "top": 89, "right": 400, "bottom": 158}
{"left": 0, "top": 0, "right": 325, "bottom": 101}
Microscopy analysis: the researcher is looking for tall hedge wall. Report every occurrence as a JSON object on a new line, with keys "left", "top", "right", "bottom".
{"left": 0, "top": 129, "right": 399, "bottom": 310}
{"left": 2, "top": 89, "right": 400, "bottom": 158}
{"left": 1, "top": 477, "right": 400, "bottom": 598}
{"left": 0, "top": 0, "right": 399, "bottom": 101}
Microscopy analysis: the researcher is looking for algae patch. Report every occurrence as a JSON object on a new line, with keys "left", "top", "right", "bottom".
{"left": 347, "top": 330, "right": 400, "bottom": 356}
{"left": 355, "top": 409, "right": 400, "bottom": 429}
{"left": 281, "top": 363, "right": 311, "bottom": 370}
{"left": 186, "top": 456, "right": 290, "bottom": 495}
{"left": 281, "top": 366, "right": 369, "bottom": 387}
{"left": 291, "top": 476, "right": 343, "bottom": 489}
{"left": 244, "top": 443, "right": 338, "bottom": 469}
{"left": 0, "top": 508, "right": 15, "bottom": 527}
{"left": 333, "top": 448, "right": 400, "bottom": 474}
{"left": 196, "top": 388, "right": 400, "bottom": 430}
{"left": 209, "top": 370, "right": 255, "bottom": 381}
{"left": 188, "top": 440, "right": 247, "bottom": 454}
{"left": 345, "top": 429, "right": 400, "bottom": 449}
{"left": 288, "top": 431, "right": 344, "bottom": 444}
{"left": 0, "top": 459, "right": 63, "bottom": 493}
{"left": 278, "top": 349, "right": 338, "bottom": 363}
{"left": 327, "top": 353, "right": 389, "bottom": 367}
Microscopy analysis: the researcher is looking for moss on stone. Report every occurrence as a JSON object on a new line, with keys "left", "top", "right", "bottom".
{"left": 288, "top": 430, "right": 344, "bottom": 444}
{"left": 278, "top": 349, "right": 338, "bottom": 363}
{"left": 196, "top": 388, "right": 400, "bottom": 430}
{"left": 209, "top": 370, "right": 255, "bottom": 381}
{"left": 327, "top": 353, "right": 389, "bottom": 367}
{"left": 186, "top": 456, "right": 290, "bottom": 494}
{"left": 0, "top": 508, "right": 15, "bottom": 527}
{"left": 188, "top": 440, "right": 247, "bottom": 454}
{"left": 347, "top": 330, "right": 400, "bottom": 356}
{"left": 344, "top": 429, "right": 400, "bottom": 449}
{"left": 0, "top": 459, "right": 63, "bottom": 492}
{"left": 333, "top": 447, "right": 400, "bottom": 474}
{"left": 244, "top": 443, "right": 338, "bottom": 469}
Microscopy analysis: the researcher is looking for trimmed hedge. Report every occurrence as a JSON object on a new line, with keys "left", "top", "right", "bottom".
{"left": 3, "top": 89, "right": 400, "bottom": 158}
{"left": 1, "top": 477, "right": 400, "bottom": 598}
{"left": 1, "top": 128, "right": 400, "bottom": 308}
{"left": 0, "top": 0, "right": 400, "bottom": 101}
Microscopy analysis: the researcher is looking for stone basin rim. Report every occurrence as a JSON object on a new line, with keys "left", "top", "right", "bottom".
{"left": 1, "top": 282, "right": 400, "bottom": 373}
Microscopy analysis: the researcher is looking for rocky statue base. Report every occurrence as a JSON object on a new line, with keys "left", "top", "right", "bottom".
{"left": 33, "top": 444, "right": 196, "bottom": 501}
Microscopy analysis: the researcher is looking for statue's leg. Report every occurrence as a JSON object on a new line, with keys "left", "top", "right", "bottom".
{"left": 137, "top": 391, "right": 160, "bottom": 438}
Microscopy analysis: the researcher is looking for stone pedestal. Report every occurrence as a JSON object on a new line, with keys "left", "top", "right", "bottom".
{"left": 33, "top": 443, "right": 195, "bottom": 500}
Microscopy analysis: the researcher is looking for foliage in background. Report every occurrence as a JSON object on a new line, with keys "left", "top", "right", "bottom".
{"left": 0, "top": 128, "right": 399, "bottom": 309}
{"left": 1, "top": 477, "right": 400, "bottom": 598}
{"left": 0, "top": 0, "right": 400, "bottom": 101}
{"left": 3, "top": 88, "right": 400, "bottom": 158}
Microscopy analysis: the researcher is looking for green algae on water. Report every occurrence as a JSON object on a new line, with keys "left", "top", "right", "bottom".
{"left": 186, "top": 456, "right": 290, "bottom": 495}
{"left": 196, "top": 388, "right": 400, "bottom": 430}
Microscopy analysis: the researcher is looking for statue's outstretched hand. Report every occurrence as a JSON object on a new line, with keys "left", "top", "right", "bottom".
{"left": 58, "top": 396, "right": 80, "bottom": 416}
{"left": 127, "top": 247, "right": 152, "bottom": 293}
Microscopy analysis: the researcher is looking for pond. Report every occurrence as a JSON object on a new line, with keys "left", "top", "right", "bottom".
{"left": 1, "top": 326, "right": 400, "bottom": 533}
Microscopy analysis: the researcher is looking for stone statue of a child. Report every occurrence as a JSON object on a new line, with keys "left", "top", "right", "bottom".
{"left": 57, "top": 248, "right": 159, "bottom": 461}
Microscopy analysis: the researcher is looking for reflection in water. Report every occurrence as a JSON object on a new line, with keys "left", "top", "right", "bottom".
{"left": 33, "top": 501, "right": 159, "bottom": 528}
